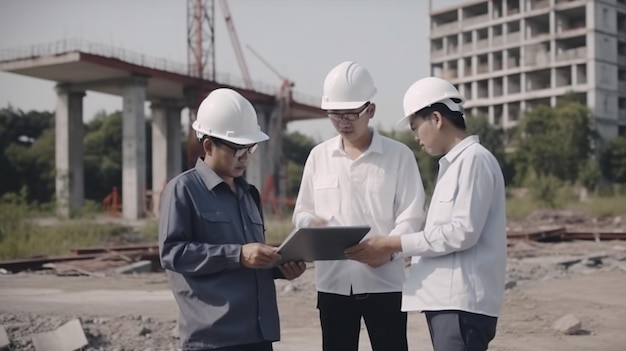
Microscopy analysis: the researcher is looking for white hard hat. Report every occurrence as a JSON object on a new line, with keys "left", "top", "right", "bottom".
{"left": 321, "top": 61, "right": 377, "bottom": 110}
{"left": 191, "top": 88, "right": 269, "bottom": 145}
{"left": 397, "top": 77, "right": 465, "bottom": 127}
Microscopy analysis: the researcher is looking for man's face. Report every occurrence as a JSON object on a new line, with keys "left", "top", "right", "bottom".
{"left": 410, "top": 112, "right": 445, "bottom": 156}
{"left": 327, "top": 103, "right": 373, "bottom": 143}
{"left": 207, "top": 138, "right": 257, "bottom": 178}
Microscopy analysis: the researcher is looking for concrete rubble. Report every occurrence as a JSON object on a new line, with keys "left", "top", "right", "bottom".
{"left": 32, "top": 319, "right": 87, "bottom": 351}
{"left": 0, "top": 213, "right": 623, "bottom": 350}
{"left": 553, "top": 314, "right": 582, "bottom": 335}
{"left": 0, "top": 325, "right": 10, "bottom": 350}
{"left": 0, "top": 314, "right": 179, "bottom": 351}
{"left": 114, "top": 260, "right": 153, "bottom": 275}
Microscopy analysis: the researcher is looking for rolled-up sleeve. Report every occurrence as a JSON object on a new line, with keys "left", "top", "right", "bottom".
{"left": 158, "top": 181, "right": 242, "bottom": 276}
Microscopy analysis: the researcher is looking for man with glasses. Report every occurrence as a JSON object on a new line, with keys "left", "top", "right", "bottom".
{"left": 346, "top": 77, "right": 506, "bottom": 351}
{"left": 208, "top": 136, "right": 258, "bottom": 158}
{"left": 293, "top": 62, "right": 426, "bottom": 351}
{"left": 159, "top": 88, "right": 306, "bottom": 351}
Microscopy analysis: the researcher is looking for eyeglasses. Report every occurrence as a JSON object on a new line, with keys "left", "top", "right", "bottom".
{"left": 211, "top": 137, "right": 258, "bottom": 158}
{"left": 327, "top": 102, "right": 370, "bottom": 122}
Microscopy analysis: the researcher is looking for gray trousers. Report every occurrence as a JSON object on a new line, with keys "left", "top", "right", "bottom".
{"left": 425, "top": 310, "right": 497, "bottom": 351}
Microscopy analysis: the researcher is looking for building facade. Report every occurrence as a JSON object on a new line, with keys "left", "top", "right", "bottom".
{"left": 429, "top": 0, "right": 626, "bottom": 140}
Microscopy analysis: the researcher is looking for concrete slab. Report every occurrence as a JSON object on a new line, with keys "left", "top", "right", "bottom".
{"left": 32, "top": 318, "right": 88, "bottom": 351}
{"left": 0, "top": 325, "right": 10, "bottom": 350}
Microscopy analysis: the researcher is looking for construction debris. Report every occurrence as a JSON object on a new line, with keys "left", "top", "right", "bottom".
{"left": 0, "top": 245, "right": 160, "bottom": 275}
{"left": 0, "top": 325, "right": 9, "bottom": 350}
{"left": 114, "top": 260, "right": 153, "bottom": 275}
{"left": 553, "top": 314, "right": 582, "bottom": 335}
{"left": 31, "top": 319, "right": 87, "bottom": 351}
{"left": 0, "top": 208, "right": 624, "bottom": 276}
{"left": 0, "top": 314, "right": 178, "bottom": 351}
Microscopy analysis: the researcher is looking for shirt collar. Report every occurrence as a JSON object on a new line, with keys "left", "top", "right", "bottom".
{"left": 441, "top": 135, "right": 480, "bottom": 164}
{"left": 328, "top": 128, "right": 383, "bottom": 155}
{"left": 194, "top": 157, "right": 250, "bottom": 191}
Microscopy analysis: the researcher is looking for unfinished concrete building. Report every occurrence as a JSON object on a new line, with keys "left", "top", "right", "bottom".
{"left": 430, "top": 0, "right": 626, "bottom": 140}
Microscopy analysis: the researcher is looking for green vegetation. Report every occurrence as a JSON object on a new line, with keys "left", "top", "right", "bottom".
{"left": 2, "top": 98, "right": 626, "bottom": 260}
{"left": 0, "top": 194, "right": 133, "bottom": 260}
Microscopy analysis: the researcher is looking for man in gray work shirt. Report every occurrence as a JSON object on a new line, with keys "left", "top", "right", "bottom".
{"left": 159, "top": 88, "right": 306, "bottom": 351}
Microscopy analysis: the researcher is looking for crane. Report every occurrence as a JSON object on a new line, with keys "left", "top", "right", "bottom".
{"left": 186, "top": 0, "right": 293, "bottom": 216}
{"left": 186, "top": 0, "right": 217, "bottom": 169}
{"left": 186, "top": 0, "right": 254, "bottom": 169}
{"left": 246, "top": 44, "right": 295, "bottom": 218}
{"left": 187, "top": 0, "right": 215, "bottom": 80}
{"left": 218, "top": 0, "right": 253, "bottom": 90}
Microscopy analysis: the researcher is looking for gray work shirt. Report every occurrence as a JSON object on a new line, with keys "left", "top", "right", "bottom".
{"left": 159, "top": 158, "right": 280, "bottom": 350}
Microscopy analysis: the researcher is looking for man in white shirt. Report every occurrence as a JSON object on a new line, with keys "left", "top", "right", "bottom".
{"left": 346, "top": 77, "right": 507, "bottom": 351}
{"left": 292, "top": 61, "right": 426, "bottom": 351}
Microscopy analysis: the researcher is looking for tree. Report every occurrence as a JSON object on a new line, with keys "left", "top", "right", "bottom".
{"left": 83, "top": 111, "right": 154, "bottom": 202}
{"left": 0, "top": 106, "right": 55, "bottom": 202}
{"left": 5, "top": 129, "right": 55, "bottom": 202}
{"left": 380, "top": 129, "right": 439, "bottom": 194}
{"left": 465, "top": 116, "right": 505, "bottom": 159}
{"left": 512, "top": 100, "right": 593, "bottom": 184}
{"left": 283, "top": 131, "right": 316, "bottom": 166}
{"left": 600, "top": 136, "right": 626, "bottom": 183}
{"left": 283, "top": 131, "right": 316, "bottom": 196}
{"left": 464, "top": 115, "right": 514, "bottom": 184}
{"left": 1, "top": 106, "right": 159, "bottom": 206}
{"left": 83, "top": 111, "right": 123, "bottom": 201}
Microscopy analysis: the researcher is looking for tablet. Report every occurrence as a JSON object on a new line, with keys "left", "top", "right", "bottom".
{"left": 274, "top": 226, "right": 371, "bottom": 265}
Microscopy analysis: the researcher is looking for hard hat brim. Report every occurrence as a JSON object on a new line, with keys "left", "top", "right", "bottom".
{"left": 192, "top": 119, "right": 270, "bottom": 144}
{"left": 396, "top": 115, "right": 412, "bottom": 128}
{"left": 397, "top": 98, "right": 465, "bottom": 129}
{"left": 321, "top": 100, "right": 369, "bottom": 111}
{"left": 222, "top": 131, "right": 270, "bottom": 145}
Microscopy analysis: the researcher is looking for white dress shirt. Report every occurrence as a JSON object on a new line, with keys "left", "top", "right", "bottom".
{"left": 293, "top": 129, "right": 426, "bottom": 295}
{"left": 400, "top": 135, "right": 507, "bottom": 317}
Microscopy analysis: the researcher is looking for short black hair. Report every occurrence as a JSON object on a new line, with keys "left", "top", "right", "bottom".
{"left": 414, "top": 102, "right": 466, "bottom": 131}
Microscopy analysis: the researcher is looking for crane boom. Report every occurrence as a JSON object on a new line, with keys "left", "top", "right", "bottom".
{"left": 218, "top": 0, "right": 253, "bottom": 90}
{"left": 246, "top": 44, "right": 286, "bottom": 81}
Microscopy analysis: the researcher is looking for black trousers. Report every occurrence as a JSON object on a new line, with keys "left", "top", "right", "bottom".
{"left": 190, "top": 341, "right": 272, "bottom": 351}
{"left": 317, "top": 291, "right": 408, "bottom": 351}
{"left": 425, "top": 310, "right": 498, "bottom": 351}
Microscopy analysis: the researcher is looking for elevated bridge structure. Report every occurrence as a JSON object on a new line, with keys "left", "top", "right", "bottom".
{"left": 0, "top": 39, "right": 325, "bottom": 219}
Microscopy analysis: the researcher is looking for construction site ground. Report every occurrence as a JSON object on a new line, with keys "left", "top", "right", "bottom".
{"left": 1, "top": 212, "right": 626, "bottom": 351}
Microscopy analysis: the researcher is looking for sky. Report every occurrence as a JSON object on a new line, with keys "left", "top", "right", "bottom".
{"left": 0, "top": 0, "right": 462, "bottom": 142}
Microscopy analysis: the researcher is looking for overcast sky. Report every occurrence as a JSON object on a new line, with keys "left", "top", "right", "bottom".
{"left": 0, "top": 0, "right": 463, "bottom": 141}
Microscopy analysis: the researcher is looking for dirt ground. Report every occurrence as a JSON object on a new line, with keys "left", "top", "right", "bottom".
{"left": 1, "top": 239, "right": 626, "bottom": 351}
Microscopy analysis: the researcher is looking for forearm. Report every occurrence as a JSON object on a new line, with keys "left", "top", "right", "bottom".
{"left": 160, "top": 241, "right": 242, "bottom": 275}
{"left": 399, "top": 223, "right": 480, "bottom": 258}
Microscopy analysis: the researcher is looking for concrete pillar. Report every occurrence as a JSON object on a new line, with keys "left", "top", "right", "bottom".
{"left": 121, "top": 76, "right": 148, "bottom": 220}
{"left": 268, "top": 102, "right": 287, "bottom": 214}
{"left": 503, "top": 103, "right": 510, "bottom": 129}
{"left": 151, "top": 100, "right": 183, "bottom": 217}
{"left": 184, "top": 87, "right": 202, "bottom": 171}
{"left": 55, "top": 85, "right": 85, "bottom": 218}
{"left": 247, "top": 106, "right": 270, "bottom": 189}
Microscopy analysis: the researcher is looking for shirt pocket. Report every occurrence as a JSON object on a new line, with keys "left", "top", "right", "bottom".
{"left": 247, "top": 208, "right": 266, "bottom": 242}
{"left": 431, "top": 185, "right": 457, "bottom": 224}
{"left": 313, "top": 175, "right": 340, "bottom": 218}
{"left": 366, "top": 176, "right": 394, "bottom": 220}
{"left": 198, "top": 210, "right": 234, "bottom": 243}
